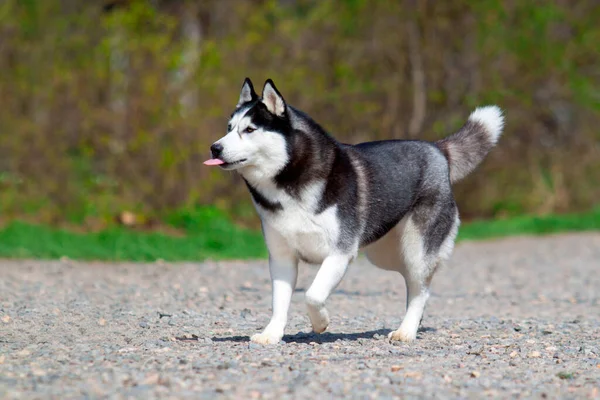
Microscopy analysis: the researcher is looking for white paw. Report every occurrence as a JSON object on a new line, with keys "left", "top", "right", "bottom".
{"left": 308, "top": 308, "right": 330, "bottom": 334}
{"left": 388, "top": 328, "right": 417, "bottom": 342}
{"left": 250, "top": 331, "right": 282, "bottom": 345}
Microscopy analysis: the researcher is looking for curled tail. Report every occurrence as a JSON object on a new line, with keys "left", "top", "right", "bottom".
{"left": 436, "top": 105, "right": 505, "bottom": 184}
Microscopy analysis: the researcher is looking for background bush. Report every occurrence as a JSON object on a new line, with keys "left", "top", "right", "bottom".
{"left": 0, "top": 0, "right": 598, "bottom": 229}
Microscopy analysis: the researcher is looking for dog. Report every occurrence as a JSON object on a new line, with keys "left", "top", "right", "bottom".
{"left": 204, "top": 78, "right": 504, "bottom": 344}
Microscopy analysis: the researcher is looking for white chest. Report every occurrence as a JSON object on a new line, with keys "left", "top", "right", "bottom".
{"left": 251, "top": 181, "right": 340, "bottom": 264}
{"left": 264, "top": 204, "right": 339, "bottom": 263}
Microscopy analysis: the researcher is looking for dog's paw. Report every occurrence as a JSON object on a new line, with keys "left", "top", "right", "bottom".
{"left": 309, "top": 308, "right": 330, "bottom": 334}
{"left": 388, "top": 328, "right": 417, "bottom": 342}
{"left": 250, "top": 332, "right": 282, "bottom": 345}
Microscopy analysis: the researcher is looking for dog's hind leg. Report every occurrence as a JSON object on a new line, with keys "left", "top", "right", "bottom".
{"left": 305, "top": 253, "right": 355, "bottom": 334}
{"left": 388, "top": 262, "right": 434, "bottom": 342}
{"left": 389, "top": 206, "right": 459, "bottom": 342}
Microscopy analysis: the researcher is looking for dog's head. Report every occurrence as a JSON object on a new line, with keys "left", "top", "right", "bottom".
{"left": 205, "top": 78, "right": 291, "bottom": 177}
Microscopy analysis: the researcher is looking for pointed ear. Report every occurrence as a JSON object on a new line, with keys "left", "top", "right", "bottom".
{"left": 261, "top": 79, "right": 286, "bottom": 116}
{"left": 237, "top": 77, "right": 258, "bottom": 107}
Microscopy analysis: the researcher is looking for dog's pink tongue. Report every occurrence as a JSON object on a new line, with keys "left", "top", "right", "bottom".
{"left": 204, "top": 159, "right": 225, "bottom": 166}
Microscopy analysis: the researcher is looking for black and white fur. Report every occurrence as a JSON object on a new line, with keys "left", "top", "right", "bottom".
{"left": 208, "top": 78, "right": 504, "bottom": 344}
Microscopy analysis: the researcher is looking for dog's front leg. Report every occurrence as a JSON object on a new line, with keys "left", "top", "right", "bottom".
{"left": 305, "top": 253, "right": 355, "bottom": 334}
{"left": 251, "top": 225, "right": 298, "bottom": 345}
{"left": 250, "top": 255, "right": 297, "bottom": 344}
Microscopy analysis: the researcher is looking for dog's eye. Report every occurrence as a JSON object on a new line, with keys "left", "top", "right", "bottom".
{"left": 244, "top": 127, "right": 256, "bottom": 133}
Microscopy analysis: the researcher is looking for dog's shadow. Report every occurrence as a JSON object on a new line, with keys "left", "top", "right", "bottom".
{"left": 211, "top": 327, "right": 436, "bottom": 344}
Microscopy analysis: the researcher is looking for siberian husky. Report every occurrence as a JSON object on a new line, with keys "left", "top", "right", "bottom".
{"left": 204, "top": 78, "right": 504, "bottom": 344}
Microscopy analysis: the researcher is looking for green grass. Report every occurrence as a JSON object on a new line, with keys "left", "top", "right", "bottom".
{"left": 0, "top": 207, "right": 267, "bottom": 261}
{"left": 457, "top": 207, "right": 600, "bottom": 241}
{"left": 0, "top": 207, "right": 598, "bottom": 261}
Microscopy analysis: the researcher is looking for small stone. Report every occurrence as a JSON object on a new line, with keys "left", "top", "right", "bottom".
{"left": 299, "top": 361, "right": 313, "bottom": 370}
{"left": 509, "top": 360, "right": 518, "bottom": 367}
{"left": 192, "top": 361, "right": 204, "bottom": 369}
{"left": 17, "top": 349, "right": 31, "bottom": 357}
{"left": 139, "top": 321, "right": 150, "bottom": 329}
{"left": 154, "top": 347, "right": 170, "bottom": 353}
{"left": 0, "top": 355, "right": 5, "bottom": 364}
{"left": 217, "top": 362, "right": 232, "bottom": 370}
{"left": 404, "top": 371, "right": 422, "bottom": 379}
{"left": 142, "top": 373, "right": 160, "bottom": 385}
{"left": 527, "top": 351, "right": 541, "bottom": 358}
{"left": 98, "top": 318, "right": 106, "bottom": 326}
{"left": 391, "top": 365, "right": 403, "bottom": 372}
{"left": 470, "top": 371, "right": 481, "bottom": 378}
{"left": 509, "top": 351, "right": 519, "bottom": 358}
{"left": 467, "top": 345, "right": 484, "bottom": 355}
{"left": 443, "top": 374, "right": 452, "bottom": 383}
{"left": 118, "top": 347, "right": 137, "bottom": 353}
{"left": 260, "top": 359, "right": 272, "bottom": 367}
{"left": 1, "top": 315, "right": 10, "bottom": 324}
{"left": 250, "top": 390, "right": 261, "bottom": 399}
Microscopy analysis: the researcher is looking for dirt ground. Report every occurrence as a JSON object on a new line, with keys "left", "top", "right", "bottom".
{"left": 1, "top": 233, "right": 599, "bottom": 399}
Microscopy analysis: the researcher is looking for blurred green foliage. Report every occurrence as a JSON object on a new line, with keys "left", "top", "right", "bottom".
{"left": 0, "top": 0, "right": 599, "bottom": 230}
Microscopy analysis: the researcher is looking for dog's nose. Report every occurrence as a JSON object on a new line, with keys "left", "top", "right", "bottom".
{"left": 210, "top": 143, "right": 223, "bottom": 158}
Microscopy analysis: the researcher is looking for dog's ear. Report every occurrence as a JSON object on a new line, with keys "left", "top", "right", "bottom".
{"left": 237, "top": 77, "right": 258, "bottom": 107}
{"left": 261, "top": 79, "right": 286, "bottom": 117}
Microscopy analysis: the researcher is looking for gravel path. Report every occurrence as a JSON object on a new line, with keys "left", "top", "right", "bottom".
{"left": 1, "top": 233, "right": 599, "bottom": 399}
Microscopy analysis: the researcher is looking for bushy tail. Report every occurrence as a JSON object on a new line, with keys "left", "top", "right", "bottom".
{"left": 436, "top": 105, "right": 504, "bottom": 184}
